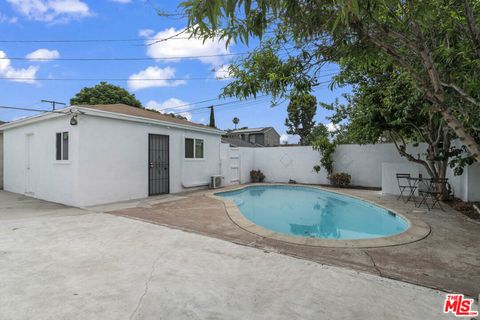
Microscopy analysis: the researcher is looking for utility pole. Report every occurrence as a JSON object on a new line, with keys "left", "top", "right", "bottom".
{"left": 41, "top": 99, "right": 66, "bottom": 111}
{"left": 208, "top": 106, "right": 216, "bottom": 128}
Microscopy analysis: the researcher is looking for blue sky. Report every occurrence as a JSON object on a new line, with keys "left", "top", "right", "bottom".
{"left": 0, "top": 0, "right": 350, "bottom": 143}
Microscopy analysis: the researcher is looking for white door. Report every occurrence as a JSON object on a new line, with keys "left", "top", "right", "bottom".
{"left": 229, "top": 147, "right": 240, "bottom": 184}
{"left": 25, "top": 133, "right": 34, "bottom": 195}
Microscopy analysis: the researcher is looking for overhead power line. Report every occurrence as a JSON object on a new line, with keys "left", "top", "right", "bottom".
{"left": 1, "top": 52, "right": 245, "bottom": 61}
{"left": 0, "top": 76, "right": 221, "bottom": 81}
{"left": 153, "top": 97, "right": 221, "bottom": 112}
{"left": 0, "top": 30, "right": 189, "bottom": 44}
{"left": 0, "top": 72, "right": 337, "bottom": 83}
{"left": 0, "top": 38, "right": 187, "bottom": 43}
{"left": 172, "top": 95, "right": 269, "bottom": 114}
{"left": 0, "top": 97, "right": 269, "bottom": 119}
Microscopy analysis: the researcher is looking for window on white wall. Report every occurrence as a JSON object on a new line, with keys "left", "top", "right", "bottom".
{"left": 185, "top": 138, "right": 204, "bottom": 159}
{"left": 56, "top": 132, "right": 69, "bottom": 161}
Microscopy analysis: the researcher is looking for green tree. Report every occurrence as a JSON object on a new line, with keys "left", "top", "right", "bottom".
{"left": 328, "top": 65, "right": 464, "bottom": 197}
{"left": 309, "top": 124, "right": 336, "bottom": 176}
{"left": 232, "top": 117, "right": 239, "bottom": 129}
{"left": 181, "top": 0, "right": 480, "bottom": 161}
{"left": 70, "top": 82, "right": 142, "bottom": 108}
{"left": 285, "top": 93, "right": 317, "bottom": 145}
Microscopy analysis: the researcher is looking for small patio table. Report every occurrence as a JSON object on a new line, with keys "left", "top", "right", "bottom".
{"left": 402, "top": 176, "right": 421, "bottom": 203}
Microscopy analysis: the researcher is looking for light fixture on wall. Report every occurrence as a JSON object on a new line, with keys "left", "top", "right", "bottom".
{"left": 70, "top": 115, "right": 78, "bottom": 126}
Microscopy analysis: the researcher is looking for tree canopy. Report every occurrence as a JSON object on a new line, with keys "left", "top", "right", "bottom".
{"left": 181, "top": 0, "right": 480, "bottom": 161}
{"left": 232, "top": 117, "right": 240, "bottom": 129}
{"left": 330, "top": 64, "right": 466, "bottom": 193}
{"left": 70, "top": 82, "right": 142, "bottom": 108}
{"left": 285, "top": 93, "right": 317, "bottom": 145}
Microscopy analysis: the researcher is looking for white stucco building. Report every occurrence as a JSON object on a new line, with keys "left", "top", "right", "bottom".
{"left": 0, "top": 104, "right": 224, "bottom": 207}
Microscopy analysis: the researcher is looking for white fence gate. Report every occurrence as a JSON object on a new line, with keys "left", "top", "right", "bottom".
{"left": 228, "top": 147, "right": 240, "bottom": 184}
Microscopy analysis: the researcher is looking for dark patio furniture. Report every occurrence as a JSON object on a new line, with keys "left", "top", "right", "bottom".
{"left": 415, "top": 178, "right": 447, "bottom": 211}
{"left": 396, "top": 173, "right": 417, "bottom": 202}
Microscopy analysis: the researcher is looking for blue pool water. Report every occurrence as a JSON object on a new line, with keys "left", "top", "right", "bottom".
{"left": 216, "top": 185, "right": 409, "bottom": 240}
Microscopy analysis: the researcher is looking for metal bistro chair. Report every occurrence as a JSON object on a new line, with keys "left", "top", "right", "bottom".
{"left": 416, "top": 178, "right": 446, "bottom": 211}
{"left": 396, "top": 173, "right": 416, "bottom": 203}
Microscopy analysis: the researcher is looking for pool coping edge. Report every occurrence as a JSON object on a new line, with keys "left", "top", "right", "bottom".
{"left": 205, "top": 183, "right": 431, "bottom": 248}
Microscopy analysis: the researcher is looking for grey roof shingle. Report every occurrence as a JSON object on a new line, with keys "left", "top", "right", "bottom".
{"left": 227, "top": 127, "right": 273, "bottom": 134}
{"left": 221, "top": 137, "right": 262, "bottom": 148}
{"left": 78, "top": 104, "right": 220, "bottom": 131}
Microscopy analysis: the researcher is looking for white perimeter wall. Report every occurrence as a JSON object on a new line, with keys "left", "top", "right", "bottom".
{"left": 76, "top": 115, "right": 222, "bottom": 206}
{"left": 3, "top": 116, "right": 80, "bottom": 205}
{"left": 0, "top": 133, "right": 3, "bottom": 189}
{"left": 230, "top": 144, "right": 479, "bottom": 202}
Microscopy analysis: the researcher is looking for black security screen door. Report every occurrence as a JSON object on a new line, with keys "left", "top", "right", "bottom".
{"left": 148, "top": 134, "right": 169, "bottom": 195}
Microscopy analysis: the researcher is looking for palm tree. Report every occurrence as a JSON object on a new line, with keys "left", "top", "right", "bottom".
{"left": 232, "top": 117, "right": 239, "bottom": 129}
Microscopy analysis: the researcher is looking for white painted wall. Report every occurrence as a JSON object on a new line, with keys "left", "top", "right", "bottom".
{"left": 251, "top": 146, "right": 327, "bottom": 184}
{"left": 466, "top": 163, "right": 480, "bottom": 201}
{"left": 75, "top": 115, "right": 222, "bottom": 206}
{"left": 3, "top": 116, "right": 80, "bottom": 205}
{"left": 381, "top": 163, "right": 419, "bottom": 196}
{"left": 238, "top": 147, "right": 255, "bottom": 184}
{"left": 2, "top": 113, "right": 222, "bottom": 207}
{"left": 0, "top": 133, "right": 3, "bottom": 189}
{"left": 335, "top": 144, "right": 430, "bottom": 187}
{"left": 231, "top": 144, "right": 479, "bottom": 202}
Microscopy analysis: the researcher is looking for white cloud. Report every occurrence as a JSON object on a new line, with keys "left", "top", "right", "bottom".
{"left": 25, "top": 49, "right": 60, "bottom": 62}
{"left": 146, "top": 98, "right": 188, "bottom": 111}
{"left": 128, "top": 66, "right": 186, "bottom": 90}
{"left": 325, "top": 122, "right": 340, "bottom": 132}
{"left": 0, "top": 50, "right": 38, "bottom": 83}
{"left": 146, "top": 98, "right": 192, "bottom": 121}
{"left": 214, "top": 64, "right": 231, "bottom": 80}
{"left": 138, "top": 28, "right": 154, "bottom": 37}
{"left": 7, "top": 0, "right": 91, "bottom": 22}
{"left": 0, "top": 13, "right": 18, "bottom": 24}
{"left": 142, "top": 27, "right": 230, "bottom": 66}
{"left": 280, "top": 133, "right": 289, "bottom": 144}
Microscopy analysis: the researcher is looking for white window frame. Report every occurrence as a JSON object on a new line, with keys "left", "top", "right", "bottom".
{"left": 55, "top": 131, "right": 70, "bottom": 162}
{"left": 184, "top": 138, "right": 205, "bottom": 160}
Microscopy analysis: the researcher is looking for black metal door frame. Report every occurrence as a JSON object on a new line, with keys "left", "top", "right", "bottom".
{"left": 148, "top": 134, "right": 170, "bottom": 195}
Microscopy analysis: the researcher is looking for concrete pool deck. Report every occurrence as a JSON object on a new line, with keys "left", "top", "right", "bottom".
{"left": 108, "top": 184, "right": 480, "bottom": 299}
{"left": 0, "top": 190, "right": 468, "bottom": 319}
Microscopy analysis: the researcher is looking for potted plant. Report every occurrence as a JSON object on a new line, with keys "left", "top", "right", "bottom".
{"left": 250, "top": 170, "right": 266, "bottom": 183}
{"left": 328, "top": 172, "right": 351, "bottom": 187}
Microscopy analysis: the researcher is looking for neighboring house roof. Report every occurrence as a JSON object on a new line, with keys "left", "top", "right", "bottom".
{"left": 227, "top": 127, "right": 275, "bottom": 134}
{"left": 0, "top": 104, "right": 223, "bottom": 135}
{"left": 79, "top": 104, "right": 216, "bottom": 131}
{"left": 221, "top": 137, "right": 262, "bottom": 148}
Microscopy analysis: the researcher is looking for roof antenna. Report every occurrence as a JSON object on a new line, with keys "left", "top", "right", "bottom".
{"left": 41, "top": 99, "right": 66, "bottom": 111}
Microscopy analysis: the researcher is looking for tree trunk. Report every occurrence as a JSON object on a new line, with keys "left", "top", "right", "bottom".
{"left": 439, "top": 108, "right": 480, "bottom": 161}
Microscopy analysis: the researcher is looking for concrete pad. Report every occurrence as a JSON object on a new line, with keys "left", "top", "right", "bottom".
{"left": 110, "top": 187, "right": 480, "bottom": 298}
{"left": 86, "top": 194, "right": 187, "bottom": 212}
{"left": 0, "top": 209, "right": 462, "bottom": 320}
{"left": 0, "top": 190, "right": 86, "bottom": 220}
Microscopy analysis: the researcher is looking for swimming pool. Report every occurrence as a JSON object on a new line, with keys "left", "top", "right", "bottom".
{"left": 216, "top": 185, "right": 409, "bottom": 240}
